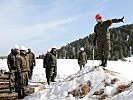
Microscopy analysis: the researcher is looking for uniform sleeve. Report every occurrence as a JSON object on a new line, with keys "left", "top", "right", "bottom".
{"left": 93, "top": 25, "right": 98, "bottom": 43}
{"left": 33, "top": 53, "right": 36, "bottom": 66}
{"left": 7, "top": 55, "right": 11, "bottom": 70}
{"left": 43, "top": 55, "right": 46, "bottom": 68}
{"left": 105, "top": 18, "right": 122, "bottom": 26}
{"left": 112, "top": 18, "right": 122, "bottom": 23}
{"left": 16, "top": 57, "right": 21, "bottom": 73}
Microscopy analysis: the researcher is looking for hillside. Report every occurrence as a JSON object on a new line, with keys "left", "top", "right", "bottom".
{"left": 57, "top": 24, "right": 133, "bottom": 60}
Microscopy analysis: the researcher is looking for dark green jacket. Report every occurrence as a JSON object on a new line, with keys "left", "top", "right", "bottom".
{"left": 94, "top": 18, "right": 122, "bottom": 43}
{"left": 78, "top": 51, "right": 87, "bottom": 64}
{"left": 16, "top": 55, "right": 29, "bottom": 73}
{"left": 27, "top": 51, "right": 35, "bottom": 67}
{"left": 49, "top": 53, "right": 57, "bottom": 67}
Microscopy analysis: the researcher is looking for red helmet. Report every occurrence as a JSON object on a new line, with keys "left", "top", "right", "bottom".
{"left": 95, "top": 14, "right": 102, "bottom": 19}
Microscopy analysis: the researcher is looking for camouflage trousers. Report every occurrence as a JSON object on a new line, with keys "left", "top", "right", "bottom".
{"left": 45, "top": 66, "right": 57, "bottom": 84}
{"left": 28, "top": 66, "right": 34, "bottom": 79}
{"left": 17, "top": 71, "right": 28, "bottom": 99}
{"left": 9, "top": 70, "right": 17, "bottom": 92}
{"left": 51, "top": 66, "right": 57, "bottom": 81}
{"left": 97, "top": 42, "right": 111, "bottom": 60}
{"left": 17, "top": 71, "right": 28, "bottom": 90}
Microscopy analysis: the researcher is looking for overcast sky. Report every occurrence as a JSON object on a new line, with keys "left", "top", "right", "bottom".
{"left": 0, "top": 0, "right": 132, "bottom": 56}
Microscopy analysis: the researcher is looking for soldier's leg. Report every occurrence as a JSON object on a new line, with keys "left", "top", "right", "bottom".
{"left": 46, "top": 67, "right": 51, "bottom": 85}
{"left": 10, "top": 71, "right": 16, "bottom": 93}
{"left": 17, "top": 73, "right": 25, "bottom": 99}
{"left": 83, "top": 63, "right": 85, "bottom": 67}
{"left": 25, "top": 72, "right": 28, "bottom": 86}
{"left": 97, "top": 43, "right": 104, "bottom": 66}
{"left": 12, "top": 72, "right": 16, "bottom": 91}
{"left": 9, "top": 73, "right": 13, "bottom": 92}
{"left": 30, "top": 66, "right": 34, "bottom": 79}
{"left": 51, "top": 66, "right": 57, "bottom": 82}
{"left": 15, "top": 72, "right": 18, "bottom": 92}
{"left": 79, "top": 64, "right": 82, "bottom": 70}
{"left": 103, "top": 43, "right": 110, "bottom": 67}
{"left": 28, "top": 71, "right": 31, "bottom": 79}
{"left": 81, "top": 63, "right": 84, "bottom": 70}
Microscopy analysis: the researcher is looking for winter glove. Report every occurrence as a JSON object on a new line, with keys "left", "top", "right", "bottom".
{"left": 118, "top": 16, "right": 124, "bottom": 23}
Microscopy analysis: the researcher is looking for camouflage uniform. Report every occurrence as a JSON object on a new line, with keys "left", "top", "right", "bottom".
{"left": 43, "top": 52, "right": 52, "bottom": 85}
{"left": 27, "top": 51, "right": 35, "bottom": 79}
{"left": 16, "top": 52, "right": 29, "bottom": 98}
{"left": 7, "top": 49, "right": 19, "bottom": 92}
{"left": 78, "top": 51, "right": 87, "bottom": 70}
{"left": 50, "top": 50, "right": 57, "bottom": 82}
{"left": 94, "top": 18, "right": 124, "bottom": 66}
{"left": 44, "top": 48, "right": 57, "bottom": 84}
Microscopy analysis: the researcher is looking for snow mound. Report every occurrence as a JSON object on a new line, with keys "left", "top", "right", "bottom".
{"left": 24, "top": 65, "right": 133, "bottom": 100}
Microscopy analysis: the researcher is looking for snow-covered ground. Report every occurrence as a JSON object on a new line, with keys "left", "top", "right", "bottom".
{"left": 0, "top": 58, "right": 133, "bottom": 100}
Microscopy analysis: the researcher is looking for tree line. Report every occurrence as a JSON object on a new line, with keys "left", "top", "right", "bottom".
{"left": 56, "top": 24, "right": 133, "bottom": 60}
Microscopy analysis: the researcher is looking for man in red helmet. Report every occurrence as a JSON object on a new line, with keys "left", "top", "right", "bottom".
{"left": 93, "top": 14, "right": 124, "bottom": 67}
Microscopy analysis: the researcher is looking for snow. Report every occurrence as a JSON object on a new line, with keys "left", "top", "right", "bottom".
{"left": 0, "top": 57, "right": 133, "bottom": 100}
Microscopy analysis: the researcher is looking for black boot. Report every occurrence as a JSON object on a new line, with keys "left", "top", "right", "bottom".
{"left": 100, "top": 60, "right": 104, "bottom": 66}
{"left": 103, "top": 59, "right": 107, "bottom": 67}
{"left": 47, "top": 78, "right": 50, "bottom": 85}
{"left": 51, "top": 78, "right": 56, "bottom": 82}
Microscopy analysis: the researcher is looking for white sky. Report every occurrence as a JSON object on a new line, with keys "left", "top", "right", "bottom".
{"left": 0, "top": 0, "right": 133, "bottom": 56}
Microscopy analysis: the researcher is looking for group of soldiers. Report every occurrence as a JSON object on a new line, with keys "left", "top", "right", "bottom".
{"left": 7, "top": 45, "right": 35, "bottom": 99}
{"left": 43, "top": 13, "right": 125, "bottom": 85}
{"left": 5, "top": 13, "right": 124, "bottom": 99}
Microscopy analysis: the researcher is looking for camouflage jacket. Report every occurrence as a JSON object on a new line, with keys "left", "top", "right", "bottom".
{"left": 16, "top": 54, "right": 29, "bottom": 73}
{"left": 46, "top": 52, "right": 57, "bottom": 67}
{"left": 27, "top": 52, "right": 35, "bottom": 67}
{"left": 43, "top": 53, "right": 51, "bottom": 67}
{"left": 78, "top": 51, "right": 87, "bottom": 64}
{"left": 7, "top": 53, "right": 16, "bottom": 70}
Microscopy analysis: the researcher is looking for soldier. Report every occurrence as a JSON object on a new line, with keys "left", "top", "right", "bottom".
{"left": 78, "top": 47, "right": 87, "bottom": 70}
{"left": 7, "top": 45, "right": 20, "bottom": 92}
{"left": 43, "top": 47, "right": 57, "bottom": 85}
{"left": 27, "top": 47, "right": 36, "bottom": 80}
{"left": 93, "top": 14, "right": 124, "bottom": 67}
{"left": 43, "top": 49, "right": 52, "bottom": 85}
{"left": 16, "top": 46, "right": 29, "bottom": 99}
{"left": 50, "top": 46, "right": 57, "bottom": 82}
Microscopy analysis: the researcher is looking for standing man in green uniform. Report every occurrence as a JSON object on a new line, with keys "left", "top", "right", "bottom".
{"left": 93, "top": 14, "right": 124, "bottom": 67}
{"left": 27, "top": 47, "right": 36, "bottom": 80}
{"left": 43, "top": 49, "right": 51, "bottom": 85}
{"left": 7, "top": 45, "right": 20, "bottom": 92}
{"left": 16, "top": 46, "right": 29, "bottom": 99}
{"left": 43, "top": 47, "right": 57, "bottom": 85}
{"left": 50, "top": 46, "right": 57, "bottom": 82}
{"left": 78, "top": 47, "right": 87, "bottom": 70}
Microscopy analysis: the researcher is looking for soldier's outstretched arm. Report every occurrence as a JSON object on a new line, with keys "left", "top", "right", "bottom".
{"left": 107, "top": 16, "right": 124, "bottom": 23}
